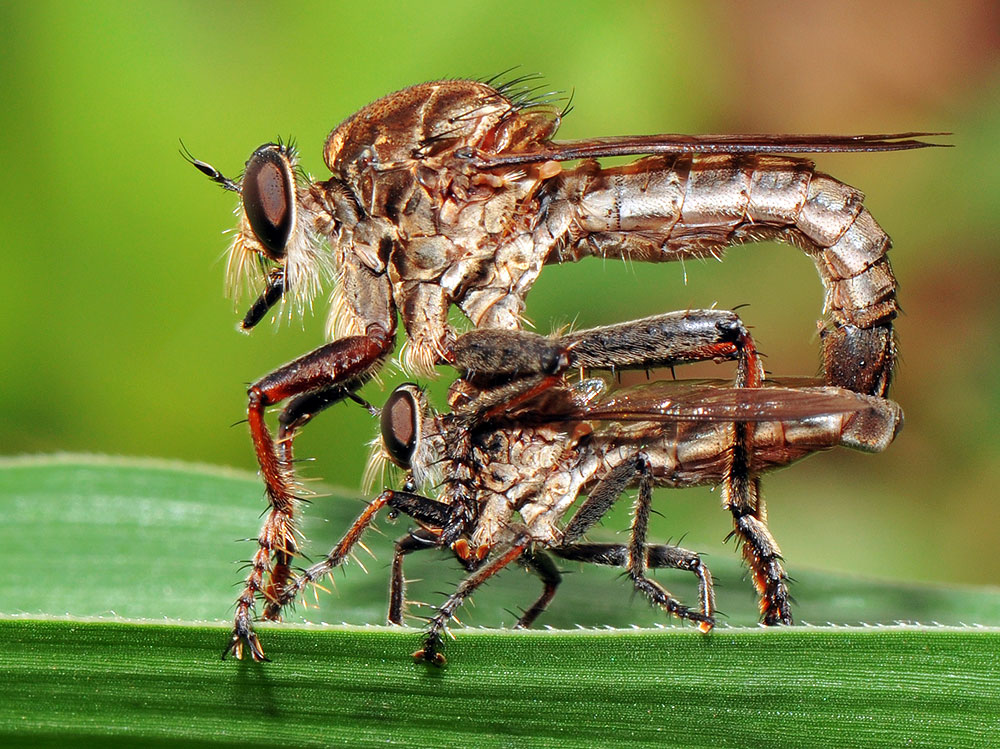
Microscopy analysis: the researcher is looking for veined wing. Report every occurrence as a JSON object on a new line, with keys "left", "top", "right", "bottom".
{"left": 467, "top": 132, "right": 949, "bottom": 168}
{"left": 576, "top": 379, "right": 876, "bottom": 424}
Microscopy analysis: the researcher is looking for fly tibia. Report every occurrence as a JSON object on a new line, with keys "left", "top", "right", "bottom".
{"left": 624, "top": 454, "right": 711, "bottom": 626}
{"left": 562, "top": 309, "right": 756, "bottom": 372}
{"left": 731, "top": 512, "right": 792, "bottom": 625}
{"left": 418, "top": 542, "right": 528, "bottom": 663}
{"left": 389, "top": 529, "right": 441, "bottom": 626}
{"left": 514, "top": 550, "right": 562, "bottom": 629}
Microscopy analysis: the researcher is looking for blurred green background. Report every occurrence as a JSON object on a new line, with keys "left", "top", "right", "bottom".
{"left": 2, "top": 0, "right": 997, "bottom": 596}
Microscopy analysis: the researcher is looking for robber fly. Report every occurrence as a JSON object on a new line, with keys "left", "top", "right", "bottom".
{"left": 188, "top": 77, "right": 938, "bottom": 659}
{"left": 254, "top": 315, "right": 902, "bottom": 664}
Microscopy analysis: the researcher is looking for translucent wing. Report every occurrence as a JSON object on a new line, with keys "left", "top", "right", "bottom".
{"left": 469, "top": 132, "right": 949, "bottom": 169}
{"left": 582, "top": 379, "right": 872, "bottom": 423}
{"left": 495, "top": 378, "right": 873, "bottom": 426}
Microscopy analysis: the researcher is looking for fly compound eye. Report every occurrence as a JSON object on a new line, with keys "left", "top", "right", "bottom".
{"left": 381, "top": 386, "right": 420, "bottom": 469}
{"left": 242, "top": 144, "right": 295, "bottom": 259}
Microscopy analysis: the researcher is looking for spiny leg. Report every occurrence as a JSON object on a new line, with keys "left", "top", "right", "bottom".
{"left": 561, "top": 461, "right": 640, "bottom": 545}
{"left": 453, "top": 309, "right": 759, "bottom": 379}
{"left": 449, "top": 309, "right": 763, "bottom": 421}
{"left": 225, "top": 488, "right": 391, "bottom": 661}
{"left": 225, "top": 330, "right": 393, "bottom": 661}
{"left": 262, "top": 490, "right": 453, "bottom": 624}
{"left": 628, "top": 455, "right": 713, "bottom": 629}
{"left": 724, "top": 426, "right": 791, "bottom": 625}
{"left": 416, "top": 541, "right": 529, "bottom": 666}
{"left": 563, "top": 309, "right": 760, "bottom": 375}
{"left": 265, "top": 385, "right": 375, "bottom": 613}
{"left": 552, "top": 542, "right": 714, "bottom": 624}
{"left": 722, "top": 313, "right": 789, "bottom": 623}
{"left": 260, "top": 491, "right": 393, "bottom": 625}
{"left": 513, "top": 549, "right": 562, "bottom": 629}
{"left": 388, "top": 529, "right": 442, "bottom": 626}
{"left": 557, "top": 455, "right": 714, "bottom": 625}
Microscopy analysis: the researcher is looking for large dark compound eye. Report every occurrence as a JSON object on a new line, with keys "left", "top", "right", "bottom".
{"left": 242, "top": 144, "right": 295, "bottom": 259}
{"left": 381, "top": 385, "right": 420, "bottom": 469}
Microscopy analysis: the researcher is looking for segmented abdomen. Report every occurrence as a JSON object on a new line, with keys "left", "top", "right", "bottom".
{"left": 544, "top": 153, "right": 897, "bottom": 395}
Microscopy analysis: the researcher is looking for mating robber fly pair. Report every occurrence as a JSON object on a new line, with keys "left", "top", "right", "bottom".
{"left": 188, "top": 76, "right": 942, "bottom": 664}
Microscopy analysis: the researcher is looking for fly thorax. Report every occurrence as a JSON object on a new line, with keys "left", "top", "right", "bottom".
{"left": 520, "top": 443, "right": 598, "bottom": 535}
{"left": 469, "top": 492, "right": 516, "bottom": 553}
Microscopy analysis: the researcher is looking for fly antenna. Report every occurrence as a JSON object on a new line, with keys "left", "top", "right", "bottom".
{"left": 180, "top": 140, "right": 240, "bottom": 193}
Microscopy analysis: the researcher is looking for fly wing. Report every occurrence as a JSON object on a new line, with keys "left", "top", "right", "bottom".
{"left": 579, "top": 380, "right": 873, "bottom": 424}
{"left": 471, "top": 132, "right": 949, "bottom": 168}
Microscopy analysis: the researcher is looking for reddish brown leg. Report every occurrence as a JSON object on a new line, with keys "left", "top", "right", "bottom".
{"left": 725, "top": 473, "right": 791, "bottom": 625}
{"left": 262, "top": 490, "right": 452, "bottom": 622}
{"left": 416, "top": 541, "right": 529, "bottom": 666}
{"left": 257, "top": 489, "right": 397, "bottom": 627}
{"left": 722, "top": 362, "right": 791, "bottom": 626}
{"left": 722, "top": 325, "right": 791, "bottom": 623}
{"left": 224, "top": 328, "right": 393, "bottom": 661}
{"left": 262, "top": 386, "right": 377, "bottom": 611}
{"left": 480, "top": 374, "right": 565, "bottom": 420}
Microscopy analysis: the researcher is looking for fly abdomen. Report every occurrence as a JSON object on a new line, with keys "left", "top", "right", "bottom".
{"left": 549, "top": 153, "right": 900, "bottom": 395}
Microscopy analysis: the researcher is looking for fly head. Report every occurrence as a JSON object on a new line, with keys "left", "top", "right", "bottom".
{"left": 187, "top": 141, "right": 335, "bottom": 329}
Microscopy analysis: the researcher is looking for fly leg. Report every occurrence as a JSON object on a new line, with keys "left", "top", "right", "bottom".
{"left": 627, "top": 455, "right": 714, "bottom": 629}
{"left": 223, "top": 245, "right": 398, "bottom": 661}
{"left": 415, "top": 540, "right": 529, "bottom": 666}
{"left": 552, "top": 543, "right": 714, "bottom": 625}
{"left": 561, "top": 461, "right": 644, "bottom": 545}
{"left": 724, "top": 425, "right": 791, "bottom": 625}
{"left": 510, "top": 459, "right": 642, "bottom": 629}
{"left": 454, "top": 309, "right": 758, "bottom": 379}
{"left": 556, "top": 455, "right": 715, "bottom": 627}
{"left": 513, "top": 549, "right": 562, "bottom": 629}
{"left": 388, "top": 529, "right": 443, "bottom": 626}
{"left": 259, "top": 490, "right": 452, "bottom": 625}
{"left": 262, "top": 386, "right": 380, "bottom": 612}
{"left": 722, "top": 317, "right": 789, "bottom": 623}
{"left": 449, "top": 309, "right": 762, "bottom": 418}
{"left": 225, "top": 327, "right": 395, "bottom": 662}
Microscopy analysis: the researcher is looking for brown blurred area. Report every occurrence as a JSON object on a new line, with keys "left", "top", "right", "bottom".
{"left": 717, "top": 1, "right": 999, "bottom": 129}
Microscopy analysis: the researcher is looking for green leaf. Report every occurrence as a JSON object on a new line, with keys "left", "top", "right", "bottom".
{"left": 2, "top": 456, "right": 998, "bottom": 747}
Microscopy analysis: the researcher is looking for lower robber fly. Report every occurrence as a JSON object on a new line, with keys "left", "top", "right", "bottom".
{"left": 255, "top": 315, "right": 902, "bottom": 664}
{"left": 225, "top": 306, "right": 766, "bottom": 659}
